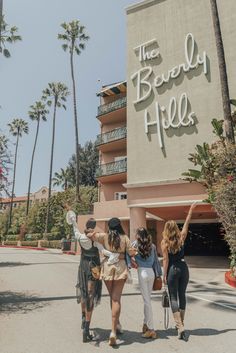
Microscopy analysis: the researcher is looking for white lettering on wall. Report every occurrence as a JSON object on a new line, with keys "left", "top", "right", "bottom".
{"left": 133, "top": 38, "right": 160, "bottom": 63}
{"left": 144, "top": 94, "right": 195, "bottom": 149}
{"left": 131, "top": 33, "right": 208, "bottom": 105}
{"left": 131, "top": 33, "right": 208, "bottom": 149}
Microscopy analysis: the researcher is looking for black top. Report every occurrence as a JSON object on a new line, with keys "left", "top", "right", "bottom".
{"left": 168, "top": 246, "right": 184, "bottom": 267}
{"left": 81, "top": 242, "right": 99, "bottom": 258}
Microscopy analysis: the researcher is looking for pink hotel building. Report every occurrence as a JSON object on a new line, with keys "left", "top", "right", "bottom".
{"left": 78, "top": 0, "right": 236, "bottom": 256}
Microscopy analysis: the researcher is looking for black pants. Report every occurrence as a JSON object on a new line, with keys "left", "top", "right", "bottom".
{"left": 167, "top": 261, "right": 189, "bottom": 313}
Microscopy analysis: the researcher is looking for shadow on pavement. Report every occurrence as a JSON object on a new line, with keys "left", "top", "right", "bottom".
{"left": 0, "top": 291, "right": 77, "bottom": 314}
{"left": 0, "top": 261, "right": 78, "bottom": 267}
{"left": 189, "top": 328, "right": 236, "bottom": 336}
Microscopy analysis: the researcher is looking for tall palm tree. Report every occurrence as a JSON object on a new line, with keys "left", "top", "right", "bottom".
{"left": 0, "top": 133, "right": 9, "bottom": 195}
{"left": 7, "top": 119, "right": 28, "bottom": 230}
{"left": 26, "top": 101, "right": 48, "bottom": 216}
{"left": 0, "top": 1, "right": 22, "bottom": 58}
{"left": 210, "top": 0, "right": 235, "bottom": 144}
{"left": 58, "top": 20, "right": 89, "bottom": 201}
{"left": 42, "top": 82, "right": 69, "bottom": 233}
{"left": 52, "top": 167, "right": 71, "bottom": 190}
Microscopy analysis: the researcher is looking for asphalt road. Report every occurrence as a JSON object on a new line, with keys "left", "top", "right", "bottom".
{"left": 0, "top": 247, "right": 236, "bottom": 353}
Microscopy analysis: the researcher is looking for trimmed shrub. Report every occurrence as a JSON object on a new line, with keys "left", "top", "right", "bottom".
{"left": 40, "top": 240, "right": 62, "bottom": 249}
{"left": 6, "top": 234, "right": 18, "bottom": 241}
{"left": 25, "top": 233, "right": 42, "bottom": 241}
{"left": 4, "top": 241, "right": 18, "bottom": 246}
{"left": 21, "top": 241, "right": 39, "bottom": 247}
{"left": 43, "top": 233, "right": 62, "bottom": 241}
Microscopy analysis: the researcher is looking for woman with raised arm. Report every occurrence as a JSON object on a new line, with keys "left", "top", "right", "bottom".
{"left": 65, "top": 206, "right": 119, "bottom": 343}
{"left": 161, "top": 202, "right": 197, "bottom": 341}
{"left": 88, "top": 217, "right": 136, "bottom": 346}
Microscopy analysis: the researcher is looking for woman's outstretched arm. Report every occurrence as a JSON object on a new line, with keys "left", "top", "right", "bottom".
{"left": 181, "top": 202, "right": 198, "bottom": 242}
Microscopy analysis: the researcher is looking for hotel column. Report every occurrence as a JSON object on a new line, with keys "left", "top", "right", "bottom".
{"left": 129, "top": 207, "right": 146, "bottom": 242}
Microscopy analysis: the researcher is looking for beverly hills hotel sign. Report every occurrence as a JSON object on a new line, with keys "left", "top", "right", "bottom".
{"left": 131, "top": 33, "right": 208, "bottom": 149}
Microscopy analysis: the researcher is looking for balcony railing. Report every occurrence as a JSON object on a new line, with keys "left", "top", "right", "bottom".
{"left": 95, "top": 126, "right": 127, "bottom": 146}
{"left": 96, "top": 158, "right": 127, "bottom": 178}
{"left": 97, "top": 96, "right": 127, "bottom": 116}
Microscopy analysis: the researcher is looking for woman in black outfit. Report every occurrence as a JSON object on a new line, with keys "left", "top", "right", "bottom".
{"left": 161, "top": 202, "right": 197, "bottom": 341}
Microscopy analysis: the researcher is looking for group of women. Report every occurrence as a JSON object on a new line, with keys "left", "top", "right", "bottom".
{"left": 66, "top": 202, "right": 197, "bottom": 346}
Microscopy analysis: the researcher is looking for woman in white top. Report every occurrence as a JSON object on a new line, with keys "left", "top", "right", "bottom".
{"left": 66, "top": 208, "right": 119, "bottom": 343}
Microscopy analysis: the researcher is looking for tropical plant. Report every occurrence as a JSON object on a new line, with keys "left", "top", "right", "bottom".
{"left": 7, "top": 119, "right": 28, "bottom": 230}
{"left": 26, "top": 101, "right": 48, "bottom": 215}
{"left": 52, "top": 167, "right": 71, "bottom": 190}
{"left": 183, "top": 117, "right": 236, "bottom": 275}
{"left": 210, "top": 0, "right": 235, "bottom": 144}
{"left": 0, "top": 9, "right": 22, "bottom": 58}
{"left": 42, "top": 82, "right": 70, "bottom": 233}
{"left": 58, "top": 20, "right": 89, "bottom": 201}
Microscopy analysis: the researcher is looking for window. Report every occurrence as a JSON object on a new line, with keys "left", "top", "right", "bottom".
{"left": 114, "top": 192, "right": 127, "bottom": 200}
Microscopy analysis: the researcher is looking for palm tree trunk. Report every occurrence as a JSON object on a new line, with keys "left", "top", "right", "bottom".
{"left": 45, "top": 99, "right": 57, "bottom": 234}
{"left": 26, "top": 118, "right": 40, "bottom": 216}
{"left": 8, "top": 133, "right": 19, "bottom": 232}
{"left": 0, "top": 0, "right": 3, "bottom": 49}
{"left": 210, "top": 0, "right": 235, "bottom": 144}
{"left": 70, "top": 46, "right": 80, "bottom": 201}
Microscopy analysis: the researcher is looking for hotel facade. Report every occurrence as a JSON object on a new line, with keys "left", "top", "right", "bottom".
{"left": 78, "top": 0, "right": 236, "bottom": 256}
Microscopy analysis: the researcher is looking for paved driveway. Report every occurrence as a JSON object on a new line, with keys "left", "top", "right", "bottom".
{"left": 0, "top": 248, "right": 235, "bottom": 353}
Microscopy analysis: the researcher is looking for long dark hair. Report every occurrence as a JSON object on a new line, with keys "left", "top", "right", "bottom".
{"left": 137, "top": 227, "right": 152, "bottom": 259}
{"left": 108, "top": 218, "right": 125, "bottom": 251}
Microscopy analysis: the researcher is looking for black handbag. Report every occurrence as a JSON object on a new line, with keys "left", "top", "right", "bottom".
{"left": 162, "top": 289, "right": 170, "bottom": 308}
{"left": 162, "top": 288, "right": 170, "bottom": 329}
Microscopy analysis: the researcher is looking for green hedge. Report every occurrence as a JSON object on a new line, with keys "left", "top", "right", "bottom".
{"left": 4, "top": 240, "right": 18, "bottom": 246}
{"left": 6, "top": 234, "right": 19, "bottom": 241}
{"left": 25, "top": 233, "right": 42, "bottom": 241}
{"left": 40, "top": 240, "right": 62, "bottom": 249}
{"left": 21, "top": 241, "right": 39, "bottom": 247}
{"left": 43, "top": 233, "right": 62, "bottom": 240}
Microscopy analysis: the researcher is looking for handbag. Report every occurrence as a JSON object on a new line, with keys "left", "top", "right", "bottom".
{"left": 152, "top": 276, "right": 162, "bottom": 291}
{"left": 162, "top": 287, "right": 170, "bottom": 329}
{"left": 162, "top": 288, "right": 170, "bottom": 307}
{"left": 90, "top": 262, "right": 101, "bottom": 280}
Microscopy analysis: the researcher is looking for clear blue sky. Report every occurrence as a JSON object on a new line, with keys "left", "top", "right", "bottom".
{"left": 0, "top": 0, "right": 136, "bottom": 195}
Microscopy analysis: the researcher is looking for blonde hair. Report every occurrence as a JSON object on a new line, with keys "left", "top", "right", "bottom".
{"left": 162, "top": 220, "right": 183, "bottom": 254}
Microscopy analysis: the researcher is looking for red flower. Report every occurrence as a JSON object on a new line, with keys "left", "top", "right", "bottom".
{"left": 227, "top": 175, "right": 234, "bottom": 182}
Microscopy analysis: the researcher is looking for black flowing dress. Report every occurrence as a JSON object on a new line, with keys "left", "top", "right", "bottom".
{"left": 76, "top": 242, "right": 102, "bottom": 311}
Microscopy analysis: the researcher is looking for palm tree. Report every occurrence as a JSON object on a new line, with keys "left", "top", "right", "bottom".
{"left": 0, "top": 1, "right": 22, "bottom": 58}
{"left": 52, "top": 167, "right": 71, "bottom": 190}
{"left": 7, "top": 119, "right": 28, "bottom": 231}
{"left": 26, "top": 101, "right": 48, "bottom": 216}
{"left": 0, "top": 133, "right": 9, "bottom": 195}
{"left": 42, "top": 82, "right": 69, "bottom": 233}
{"left": 210, "top": 0, "right": 235, "bottom": 144}
{"left": 58, "top": 20, "right": 89, "bottom": 201}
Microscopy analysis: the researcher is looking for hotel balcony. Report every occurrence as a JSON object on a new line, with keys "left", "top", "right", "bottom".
{"left": 96, "top": 158, "right": 127, "bottom": 183}
{"left": 95, "top": 126, "right": 127, "bottom": 152}
{"left": 97, "top": 96, "right": 127, "bottom": 124}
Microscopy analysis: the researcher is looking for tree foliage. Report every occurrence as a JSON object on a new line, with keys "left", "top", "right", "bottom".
{"left": 0, "top": 186, "right": 97, "bottom": 238}
{"left": 0, "top": 14, "right": 22, "bottom": 58}
{"left": 183, "top": 115, "right": 236, "bottom": 273}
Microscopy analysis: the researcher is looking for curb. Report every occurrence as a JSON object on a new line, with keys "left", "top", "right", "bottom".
{"left": 0, "top": 245, "right": 78, "bottom": 256}
{"left": 0, "top": 245, "right": 46, "bottom": 251}
{"left": 62, "top": 251, "right": 76, "bottom": 255}
{"left": 225, "top": 271, "right": 236, "bottom": 288}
